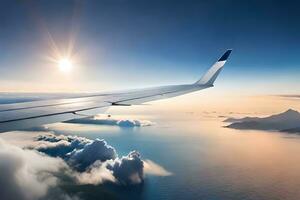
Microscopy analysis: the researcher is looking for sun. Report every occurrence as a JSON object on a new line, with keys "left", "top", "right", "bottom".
{"left": 58, "top": 58, "right": 72, "bottom": 72}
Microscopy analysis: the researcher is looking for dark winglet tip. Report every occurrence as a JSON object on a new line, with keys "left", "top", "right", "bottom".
{"left": 218, "top": 49, "right": 232, "bottom": 61}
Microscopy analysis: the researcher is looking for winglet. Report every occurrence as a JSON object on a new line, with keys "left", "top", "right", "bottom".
{"left": 218, "top": 49, "right": 232, "bottom": 61}
{"left": 195, "top": 49, "right": 232, "bottom": 86}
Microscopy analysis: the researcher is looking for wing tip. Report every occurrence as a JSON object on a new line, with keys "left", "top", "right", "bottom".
{"left": 218, "top": 49, "right": 232, "bottom": 62}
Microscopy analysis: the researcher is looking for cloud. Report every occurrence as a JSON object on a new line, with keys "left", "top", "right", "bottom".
{"left": 117, "top": 119, "right": 153, "bottom": 127}
{"left": 143, "top": 159, "right": 173, "bottom": 176}
{"left": 0, "top": 131, "right": 172, "bottom": 200}
{"left": 68, "top": 139, "right": 117, "bottom": 171}
{"left": 107, "top": 151, "right": 144, "bottom": 185}
{"left": 73, "top": 161, "right": 116, "bottom": 185}
{"left": 65, "top": 115, "right": 154, "bottom": 127}
{"left": 34, "top": 133, "right": 172, "bottom": 185}
{"left": 0, "top": 138, "right": 68, "bottom": 200}
{"left": 277, "top": 94, "right": 300, "bottom": 99}
{"left": 34, "top": 134, "right": 91, "bottom": 159}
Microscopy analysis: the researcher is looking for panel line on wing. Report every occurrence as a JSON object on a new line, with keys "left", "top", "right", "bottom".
{"left": 0, "top": 105, "right": 108, "bottom": 123}
{"left": 0, "top": 99, "right": 97, "bottom": 113}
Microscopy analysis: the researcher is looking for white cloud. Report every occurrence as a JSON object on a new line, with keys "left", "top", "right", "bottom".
{"left": 107, "top": 151, "right": 144, "bottom": 185}
{"left": 0, "top": 138, "right": 67, "bottom": 200}
{"left": 35, "top": 134, "right": 92, "bottom": 159}
{"left": 144, "top": 159, "right": 172, "bottom": 176}
{"left": 65, "top": 115, "right": 154, "bottom": 127}
{"left": 68, "top": 139, "right": 117, "bottom": 171}
{"left": 0, "top": 131, "right": 173, "bottom": 199}
{"left": 34, "top": 133, "right": 172, "bottom": 185}
{"left": 73, "top": 161, "right": 116, "bottom": 185}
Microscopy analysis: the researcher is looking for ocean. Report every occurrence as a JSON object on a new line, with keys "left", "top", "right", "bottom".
{"left": 46, "top": 113, "right": 300, "bottom": 200}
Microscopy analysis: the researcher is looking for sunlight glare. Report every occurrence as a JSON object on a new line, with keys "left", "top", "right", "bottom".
{"left": 58, "top": 59, "right": 72, "bottom": 72}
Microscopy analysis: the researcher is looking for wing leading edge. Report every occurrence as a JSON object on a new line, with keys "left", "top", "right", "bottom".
{"left": 0, "top": 50, "right": 232, "bottom": 132}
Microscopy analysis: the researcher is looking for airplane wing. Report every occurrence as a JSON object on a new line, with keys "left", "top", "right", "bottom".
{"left": 0, "top": 50, "right": 232, "bottom": 132}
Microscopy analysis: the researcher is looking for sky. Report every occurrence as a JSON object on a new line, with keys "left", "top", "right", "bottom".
{"left": 0, "top": 0, "right": 300, "bottom": 94}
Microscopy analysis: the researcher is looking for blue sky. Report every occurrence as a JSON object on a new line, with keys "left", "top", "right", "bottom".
{"left": 0, "top": 0, "right": 299, "bottom": 93}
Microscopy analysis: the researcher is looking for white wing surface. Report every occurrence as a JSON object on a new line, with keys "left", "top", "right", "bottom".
{"left": 0, "top": 50, "right": 232, "bottom": 132}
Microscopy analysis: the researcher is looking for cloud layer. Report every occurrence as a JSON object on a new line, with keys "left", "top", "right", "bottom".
{"left": 0, "top": 131, "right": 172, "bottom": 200}
{"left": 34, "top": 133, "right": 171, "bottom": 184}
{"left": 0, "top": 138, "right": 67, "bottom": 200}
{"left": 65, "top": 115, "right": 154, "bottom": 127}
